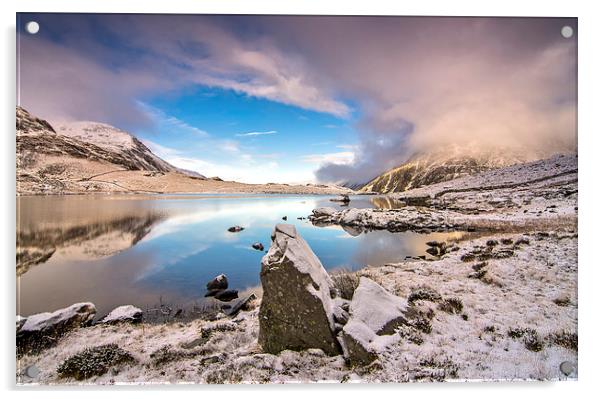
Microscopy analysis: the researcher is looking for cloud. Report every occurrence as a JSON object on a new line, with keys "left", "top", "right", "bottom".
{"left": 298, "top": 17, "right": 578, "bottom": 183}
{"left": 235, "top": 130, "right": 277, "bottom": 137}
{"left": 143, "top": 139, "right": 312, "bottom": 183}
{"left": 142, "top": 140, "right": 181, "bottom": 159}
{"left": 18, "top": 14, "right": 351, "bottom": 129}
{"left": 301, "top": 151, "right": 355, "bottom": 166}
{"left": 137, "top": 102, "right": 209, "bottom": 138}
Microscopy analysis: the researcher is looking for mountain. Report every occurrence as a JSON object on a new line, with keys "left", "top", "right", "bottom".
{"left": 360, "top": 146, "right": 541, "bottom": 194}
{"left": 54, "top": 121, "right": 177, "bottom": 173}
{"left": 16, "top": 107, "right": 205, "bottom": 194}
{"left": 16, "top": 107, "right": 351, "bottom": 195}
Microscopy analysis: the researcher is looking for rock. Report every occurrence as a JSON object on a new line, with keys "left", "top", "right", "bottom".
{"left": 341, "top": 224, "right": 363, "bottom": 237}
{"left": 17, "top": 302, "right": 97, "bottom": 355}
{"left": 311, "top": 207, "right": 338, "bottom": 218}
{"left": 206, "top": 274, "right": 228, "bottom": 291}
{"left": 486, "top": 239, "right": 499, "bottom": 246}
{"left": 100, "top": 305, "right": 143, "bottom": 324}
{"left": 227, "top": 226, "right": 244, "bottom": 233}
{"left": 347, "top": 277, "right": 409, "bottom": 335}
{"left": 16, "top": 315, "right": 27, "bottom": 331}
{"left": 340, "top": 278, "right": 409, "bottom": 366}
{"left": 340, "top": 208, "right": 365, "bottom": 226}
{"left": 214, "top": 289, "right": 239, "bottom": 302}
{"left": 223, "top": 293, "right": 257, "bottom": 316}
{"left": 332, "top": 297, "right": 350, "bottom": 325}
{"left": 259, "top": 224, "right": 341, "bottom": 356}
{"left": 515, "top": 237, "right": 530, "bottom": 246}
{"left": 329, "top": 194, "right": 350, "bottom": 204}
{"left": 425, "top": 247, "right": 439, "bottom": 256}
{"left": 252, "top": 242, "right": 264, "bottom": 251}
{"left": 426, "top": 241, "right": 444, "bottom": 248}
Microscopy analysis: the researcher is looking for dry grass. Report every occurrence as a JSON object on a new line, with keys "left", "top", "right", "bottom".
{"left": 330, "top": 269, "right": 360, "bottom": 300}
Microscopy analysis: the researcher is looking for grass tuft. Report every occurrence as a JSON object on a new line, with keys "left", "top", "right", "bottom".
{"left": 330, "top": 270, "right": 360, "bottom": 300}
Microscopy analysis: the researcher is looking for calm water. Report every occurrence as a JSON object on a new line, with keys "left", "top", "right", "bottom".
{"left": 16, "top": 194, "right": 459, "bottom": 318}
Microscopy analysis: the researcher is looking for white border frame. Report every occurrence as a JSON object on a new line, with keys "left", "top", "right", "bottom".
{"left": 2, "top": 1, "right": 600, "bottom": 398}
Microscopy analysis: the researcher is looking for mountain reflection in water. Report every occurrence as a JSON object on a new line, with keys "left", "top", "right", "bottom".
{"left": 16, "top": 194, "right": 461, "bottom": 317}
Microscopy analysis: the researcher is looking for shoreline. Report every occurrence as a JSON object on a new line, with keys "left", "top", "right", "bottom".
{"left": 17, "top": 228, "right": 577, "bottom": 384}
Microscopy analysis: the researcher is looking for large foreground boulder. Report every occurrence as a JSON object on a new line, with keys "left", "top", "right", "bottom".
{"left": 259, "top": 224, "right": 342, "bottom": 356}
{"left": 341, "top": 278, "right": 409, "bottom": 365}
{"left": 17, "top": 302, "right": 97, "bottom": 355}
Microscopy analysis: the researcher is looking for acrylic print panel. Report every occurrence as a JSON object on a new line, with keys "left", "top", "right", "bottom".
{"left": 15, "top": 14, "right": 577, "bottom": 384}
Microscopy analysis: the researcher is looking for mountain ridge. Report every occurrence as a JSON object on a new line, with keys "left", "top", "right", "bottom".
{"left": 359, "top": 146, "right": 559, "bottom": 194}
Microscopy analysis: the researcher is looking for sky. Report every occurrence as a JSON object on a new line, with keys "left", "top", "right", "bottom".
{"left": 16, "top": 14, "right": 577, "bottom": 184}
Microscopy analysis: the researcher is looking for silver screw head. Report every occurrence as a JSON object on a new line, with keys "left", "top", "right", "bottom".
{"left": 25, "top": 365, "right": 40, "bottom": 378}
{"left": 560, "top": 361, "right": 576, "bottom": 377}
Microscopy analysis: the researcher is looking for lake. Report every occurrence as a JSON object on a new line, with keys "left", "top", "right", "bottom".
{"left": 16, "top": 194, "right": 460, "bottom": 318}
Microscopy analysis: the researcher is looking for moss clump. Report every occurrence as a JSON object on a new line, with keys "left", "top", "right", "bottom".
{"left": 397, "top": 325, "right": 424, "bottom": 345}
{"left": 418, "top": 356, "right": 459, "bottom": 380}
{"left": 483, "top": 325, "right": 496, "bottom": 333}
{"left": 408, "top": 286, "right": 442, "bottom": 304}
{"left": 472, "top": 262, "right": 488, "bottom": 271}
{"left": 553, "top": 295, "right": 571, "bottom": 307}
{"left": 507, "top": 327, "right": 535, "bottom": 339}
{"left": 547, "top": 331, "right": 578, "bottom": 351}
{"left": 438, "top": 297, "right": 464, "bottom": 314}
{"left": 523, "top": 330, "right": 544, "bottom": 352}
{"left": 57, "top": 344, "right": 135, "bottom": 380}
{"left": 507, "top": 328, "right": 544, "bottom": 352}
{"left": 408, "top": 316, "right": 432, "bottom": 334}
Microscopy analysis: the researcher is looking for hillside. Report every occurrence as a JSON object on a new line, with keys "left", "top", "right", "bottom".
{"left": 360, "top": 147, "right": 543, "bottom": 194}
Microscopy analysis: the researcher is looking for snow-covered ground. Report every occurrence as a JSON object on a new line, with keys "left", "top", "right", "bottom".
{"left": 17, "top": 230, "right": 577, "bottom": 384}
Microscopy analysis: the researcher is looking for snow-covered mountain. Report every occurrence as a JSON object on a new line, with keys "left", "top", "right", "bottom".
{"left": 360, "top": 146, "right": 548, "bottom": 194}
{"left": 55, "top": 121, "right": 205, "bottom": 177}
{"left": 16, "top": 107, "right": 205, "bottom": 178}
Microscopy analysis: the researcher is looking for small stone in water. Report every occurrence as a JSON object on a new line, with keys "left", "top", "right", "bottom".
{"left": 206, "top": 274, "right": 228, "bottom": 291}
